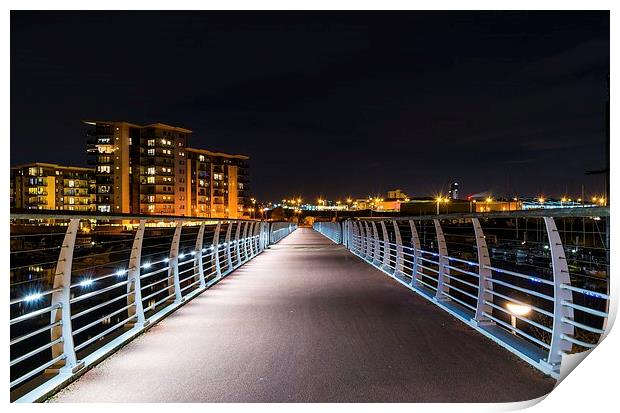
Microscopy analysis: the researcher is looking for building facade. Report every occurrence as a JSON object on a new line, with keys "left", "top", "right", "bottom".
{"left": 11, "top": 163, "right": 96, "bottom": 211}
{"left": 84, "top": 120, "right": 249, "bottom": 218}
{"left": 186, "top": 148, "right": 249, "bottom": 219}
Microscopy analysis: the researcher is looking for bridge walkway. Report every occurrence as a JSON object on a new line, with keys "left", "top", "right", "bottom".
{"left": 51, "top": 228, "right": 554, "bottom": 402}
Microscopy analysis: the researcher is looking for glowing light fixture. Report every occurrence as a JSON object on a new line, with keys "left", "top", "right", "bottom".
{"left": 505, "top": 302, "right": 531, "bottom": 316}
{"left": 24, "top": 292, "right": 43, "bottom": 302}
{"left": 80, "top": 279, "right": 94, "bottom": 287}
{"left": 506, "top": 302, "right": 531, "bottom": 335}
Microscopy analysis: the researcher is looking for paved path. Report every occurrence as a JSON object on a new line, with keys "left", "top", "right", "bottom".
{"left": 51, "top": 228, "right": 555, "bottom": 403}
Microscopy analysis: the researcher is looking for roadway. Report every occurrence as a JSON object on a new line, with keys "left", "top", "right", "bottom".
{"left": 51, "top": 228, "right": 555, "bottom": 402}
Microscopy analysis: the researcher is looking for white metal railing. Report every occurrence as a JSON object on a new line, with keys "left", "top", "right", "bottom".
{"left": 269, "top": 222, "right": 297, "bottom": 244}
{"left": 312, "top": 222, "right": 342, "bottom": 244}
{"left": 10, "top": 214, "right": 295, "bottom": 402}
{"left": 316, "top": 208, "right": 610, "bottom": 378}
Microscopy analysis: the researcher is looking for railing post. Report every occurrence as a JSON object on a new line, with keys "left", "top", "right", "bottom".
{"left": 355, "top": 221, "right": 363, "bottom": 254}
{"left": 235, "top": 222, "right": 242, "bottom": 265}
{"left": 49, "top": 218, "right": 83, "bottom": 373}
{"left": 168, "top": 221, "right": 183, "bottom": 303}
{"left": 472, "top": 218, "right": 493, "bottom": 325}
{"left": 241, "top": 222, "right": 249, "bottom": 262}
{"left": 354, "top": 221, "right": 362, "bottom": 253}
{"left": 127, "top": 220, "right": 148, "bottom": 327}
{"left": 254, "top": 222, "right": 261, "bottom": 253}
{"left": 225, "top": 223, "right": 233, "bottom": 273}
{"left": 408, "top": 220, "right": 422, "bottom": 287}
{"left": 259, "top": 221, "right": 267, "bottom": 251}
{"left": 393, "top": 220, "right": 404, "bottom": 277}
{"left": 371, "top": 221, "right": 381, "bottom": 265}
{"left": 433, "top": 219, "right": 450, "bottom": 301}
{"left": 213, "top": 222, "right": 222, "bottom": 279}
{"left": 544, "top": 216, "right": 574, "bottom": 372}
{"left": 363, "top": 221, "right": 372, "bottom": 260}
{"left": 194, "top": 223, "right": 206, "bottom": 288}
{"left": 380, "top": 221, "right": 391, "bottom": 271}
{"left": 249, "top": 222, "right": 257, "bottom": 257}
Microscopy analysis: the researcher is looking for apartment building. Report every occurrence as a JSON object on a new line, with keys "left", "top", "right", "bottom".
{"left": 186, "top": 148, "right": 250, "bottom": 219}
{"left": 85, "top": 120, "right": 190, "bottom": 215}
{"left": 11, "top": 163, "right": 96, "bottom": 211}
{"left": 84, "top": 120, "right": 250, "bottom": 218}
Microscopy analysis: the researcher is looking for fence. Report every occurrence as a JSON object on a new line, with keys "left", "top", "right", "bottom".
{"left": 270, "top": 222, "right": 298, "bottom": 244}
{"left": 10, "top": 213, "right": 296, "bottom": 402}
{"left": 314, "top": 208, "right": 610, "bottom": 378}
{"left": 312, "top": 222, "right": 341, "bottom": 244}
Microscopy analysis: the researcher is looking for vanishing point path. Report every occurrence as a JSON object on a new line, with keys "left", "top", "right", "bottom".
{"left": 51, "top": 228, "right": 554, "bottom": 403}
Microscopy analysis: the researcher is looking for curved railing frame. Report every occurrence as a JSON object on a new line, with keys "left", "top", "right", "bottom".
{"left": 10, "top": 213, "right": 297, "bottom": 402}
{"left": 314, "top": 208, "right": 610, "bottom": 378}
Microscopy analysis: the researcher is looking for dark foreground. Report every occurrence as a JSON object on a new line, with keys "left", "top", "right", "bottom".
{"left": 51, "top": 228, "right": 555, "bottom": 402}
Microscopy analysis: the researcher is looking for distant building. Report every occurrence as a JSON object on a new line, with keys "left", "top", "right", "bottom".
{"left": 449, "top": 182, "right": 459, "bottom": 200}
{"left": 387, "top": 189, "right": 408, "bottom": 200}
{"left": 186, "top": 148, "right": 249, "bottom": 219}
{"left": 84, "top": 120, "right": 250, "bottom": 218}
{"left": 85, "top": 120, "right": 191, "bottom": 215}
{"left": 11, "top": 163, "right": 96, "bottom": 211}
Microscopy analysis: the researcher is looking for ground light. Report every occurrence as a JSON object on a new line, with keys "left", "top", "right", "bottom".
{"left": 505, "top": 302, "right": 532, "bottom": 335}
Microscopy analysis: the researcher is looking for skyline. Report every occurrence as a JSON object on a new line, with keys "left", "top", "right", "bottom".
{"left": 11, "top": 11, "right": 609, "bottom": 200}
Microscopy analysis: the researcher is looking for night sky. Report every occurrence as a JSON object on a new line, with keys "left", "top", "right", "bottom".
{"left": 11, "top": 11, "right": 609, "bottom": 201}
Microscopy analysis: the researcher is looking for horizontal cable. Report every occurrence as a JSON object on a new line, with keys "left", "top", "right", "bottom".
{"left": 10, "top": 337, "right": 63, "bottom": 367}
{"left": 11, "top": 304, "right": 61, "bottom": 325}
{"left": 10, "top": 354, "right": 66, "bottom": 389}
{"left": 74, "top": 315, "right": 136, "bottom": 352}
{"left": 10, "top": 321, "right": 61, "bottom": 346}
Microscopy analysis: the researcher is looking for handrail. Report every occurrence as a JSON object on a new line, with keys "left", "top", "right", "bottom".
{"left": 314, "top": 209, "right": 609, "bottom": 379}
{"left": 352, "top": 206, "right": 609, "bottom": 221}
{"left": 10, "top": 215, "right": 296, "bottom": 402}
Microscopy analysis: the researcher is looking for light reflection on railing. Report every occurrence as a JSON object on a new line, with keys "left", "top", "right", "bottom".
{"left": 10, "top": 213, "right": 296, "bottom": 402}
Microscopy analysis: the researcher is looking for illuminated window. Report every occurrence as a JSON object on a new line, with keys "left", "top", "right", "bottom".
{"left": 148, "top": 139, "right": 155, "bottom": 146}
{"left": 147, "top": 149, "right": 155, "bottom": 156}
{"left": 199, "top": 155, "right": 205, "bottom": 162}
{"left": 147, "top": 167, "right": 156, "bottom": 175}
{"left": 147, "top": 176, "right": 155, "bottom": 184}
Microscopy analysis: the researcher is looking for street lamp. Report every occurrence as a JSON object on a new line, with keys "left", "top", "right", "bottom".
{"left": 505, "top": 302, "right": 531, "bottom": 335}
{"left": 435, "top": 197, "right": 443, "bottom": 215}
